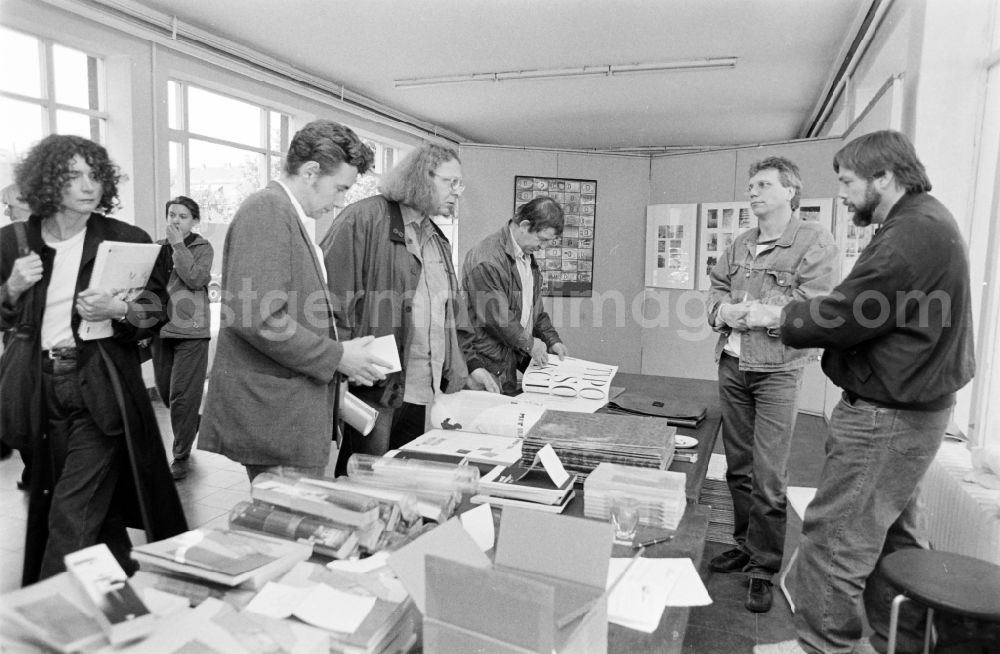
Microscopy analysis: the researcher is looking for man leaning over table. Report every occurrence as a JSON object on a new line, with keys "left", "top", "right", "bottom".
{"left": 460, "top": 195, "right": 568, "bottom": 395}
{"left": 705, "top": 156, "right": 839, "bottom": 613}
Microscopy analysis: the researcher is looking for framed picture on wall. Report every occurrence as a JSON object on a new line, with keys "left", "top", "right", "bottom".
{"left": 697, "top": 201, "right": 755, "bottom": 291}
{"left": 833, "top": 199, "right": 877, "bottom": 275}
{"left": 514, "top": 175, "right": 597, "bottom": 297}
{"left": 645, "top": 203, "right": 697, "bottom": 289}
{"left": 797, "top": 197, "right": 834, "bottom": 234}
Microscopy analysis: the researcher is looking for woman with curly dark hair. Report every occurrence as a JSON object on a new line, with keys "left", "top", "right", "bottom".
{"left": 0, "top": 134, "right": 187, "bottom": 584}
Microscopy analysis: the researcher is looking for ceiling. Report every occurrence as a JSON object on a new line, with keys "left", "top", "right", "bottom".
{"left": 126, "top": 0, "right": 874, "bottom": 151}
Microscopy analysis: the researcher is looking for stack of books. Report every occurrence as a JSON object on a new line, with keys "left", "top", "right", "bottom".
{"left": 470, "top": 461, "right": 576, "bottom": 513}
{"left": 130, "top": 528, "right": 312, "bottom": 589}
{"left": 522, "top": 410, "right": 676, "bottom": 483}
{"left": 279, "top": 561, "right": 419, "bottom": 654}
{"left": 583, "top": 462, "right": 687, "bottom": 529}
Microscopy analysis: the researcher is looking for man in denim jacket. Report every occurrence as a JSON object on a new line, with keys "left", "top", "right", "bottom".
{"left": 706, "top": 156, "right": 839, "bottom": 613}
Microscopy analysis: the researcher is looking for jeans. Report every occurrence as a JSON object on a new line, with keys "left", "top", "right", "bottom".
{"left": 793, "top": 394, "right": 948, "bottom": 654}
{"left": 152, "top": 337, "right": 209, "bottom": 461}
{"left": 718, "top": 352, "right": 804, "bottom": 579}
{"left": 38, "top": 358, "right": 132, "bottom": 580}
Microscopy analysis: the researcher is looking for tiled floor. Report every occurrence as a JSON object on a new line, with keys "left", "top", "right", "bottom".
{"left": 0, "top": 402, "right": 824, "bottom": 653}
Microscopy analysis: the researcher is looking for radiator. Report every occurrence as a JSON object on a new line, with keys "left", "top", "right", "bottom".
{"left": 919, "top": 442, "right": 1000, "bottom": 565}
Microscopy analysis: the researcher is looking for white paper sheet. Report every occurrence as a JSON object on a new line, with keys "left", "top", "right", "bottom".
{"left": 293, "top": 584, "right": 376, "bottom": 634}
{"left": 606, "top": 557, "right": 711, "bottom": 611}
{"left": 246, "top": 581, "right": 376, "bottom": 634}
{"left": 459, "top": 503, "right": 496, "bottom": 551}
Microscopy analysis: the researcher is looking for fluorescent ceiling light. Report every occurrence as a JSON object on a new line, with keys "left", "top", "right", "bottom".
{"left": 395, "top": 57, "right": 738, "bottom": 89}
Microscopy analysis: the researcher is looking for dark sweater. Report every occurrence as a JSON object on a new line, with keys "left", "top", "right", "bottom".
{"left": 781, "top": 192, "right": 975, "bottom": 409}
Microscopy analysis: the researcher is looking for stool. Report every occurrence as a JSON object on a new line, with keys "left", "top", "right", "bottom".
{"left": 778, "top": 486, "right": 817, "bottom": 613}
{"left": 880, "top": 549, "right": 1000, "bottom": 654}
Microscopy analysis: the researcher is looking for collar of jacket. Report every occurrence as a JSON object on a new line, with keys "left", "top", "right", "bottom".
{"left": 745, "top": 213, "right": 803, "bottom": 253}
{"left": 386, "top": 198, "right": 450, "bottom": 245}
{"left": 498, "top": 223, "right": 538, "bottom": 269}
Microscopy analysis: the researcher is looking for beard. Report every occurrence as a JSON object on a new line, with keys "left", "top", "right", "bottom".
{"left": 850, "top": 183, "right": 881, "bottom": 227}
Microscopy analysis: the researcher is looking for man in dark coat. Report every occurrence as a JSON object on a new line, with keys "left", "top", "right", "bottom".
{"left": 0, "top": 134, "right": 187, "bottom": 585}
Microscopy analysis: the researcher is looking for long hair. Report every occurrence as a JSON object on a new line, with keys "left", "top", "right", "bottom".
{"left": 284, "top": 119, "right": 374, "bottom": 176}
{"left": 514, "top": 196, "right": 564, "bottom": 235}
{"left": 378, "top": 143, "right": 459, "bottom": 216}
{"left": 165, "top": 195, "right": 201, "bottom": 221}
{"left": 834, "top": 130, "right": 932, "bottom": 194}
{"left": 15, "top": 134, "right": 122, "bottom": 217}
{"left": 748, "top": 156, "right": 803, "bottom": 211}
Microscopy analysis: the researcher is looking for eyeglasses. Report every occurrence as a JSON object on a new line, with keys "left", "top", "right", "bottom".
{"left": 430, "top": 171, "right": 466, "bottom": 193}
{"left": 745, "top": 180, "right": 775, "bottom": 196}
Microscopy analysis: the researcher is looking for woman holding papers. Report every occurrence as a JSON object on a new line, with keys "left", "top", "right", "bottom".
{"left": 0, "top": 135, "right": 187, "bottom": 585}
{"left": 150, "top": 196, "right": 213, "bottom": 481}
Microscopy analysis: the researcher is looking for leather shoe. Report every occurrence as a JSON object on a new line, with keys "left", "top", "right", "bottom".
{"left": 170, "top": 458, "right": 189, "bottom": 481}
{"left": 746, "top": 578, "right": 773, "bottom": 613}
{"left": 708, "top": 547, "right": 750, "bottom": 573}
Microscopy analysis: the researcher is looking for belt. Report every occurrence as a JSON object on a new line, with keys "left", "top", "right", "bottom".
{"left": 42, "top": 346, "right": 78, "bottom": 360}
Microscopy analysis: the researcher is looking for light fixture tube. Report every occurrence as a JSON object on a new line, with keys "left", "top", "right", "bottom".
{"left": 395, "top": 57, "right": 737, "bottom": 89}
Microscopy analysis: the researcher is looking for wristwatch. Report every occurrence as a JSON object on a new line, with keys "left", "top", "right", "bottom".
{"left": 115, "top": 302, "right": 129, "bottom": 323}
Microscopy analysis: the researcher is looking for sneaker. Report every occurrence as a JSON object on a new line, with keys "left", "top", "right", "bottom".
{"left": 709, "top": 547, "right": 750, "bottom": 573}
{"left": 170, "top": 458, "right": 189, "bottom": 481}
{"left": 746, "top": 578, "right": 773, "bottom": 612}
{"left": 753, "top": 640, "right": 807, "bottom": 654}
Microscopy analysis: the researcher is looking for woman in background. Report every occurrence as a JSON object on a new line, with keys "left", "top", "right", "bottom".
{"left": 151, "top": 196, "right": 213, "bottom": 481}
{"left": 0, "top": 134, "right": 186, "bottom": 584}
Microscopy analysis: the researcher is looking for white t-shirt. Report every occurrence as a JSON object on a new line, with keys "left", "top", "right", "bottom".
{"left": 41, "top": 227, "right": 87, "bottom": 350}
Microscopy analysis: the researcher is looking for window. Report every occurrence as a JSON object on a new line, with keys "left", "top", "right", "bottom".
{"left": 167, "top": 80, "right": 289, "bottom": 225}
{"left": 0, "top": 26, "right": 107, "bottom": 195}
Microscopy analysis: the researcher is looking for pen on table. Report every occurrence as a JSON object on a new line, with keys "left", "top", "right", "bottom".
{"left": 633, "top": 534, "right": 674, "bottom": 549}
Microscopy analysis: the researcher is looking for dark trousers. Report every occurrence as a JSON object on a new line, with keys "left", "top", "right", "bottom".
{"left": 717, "top": 352, "right": 804, "bottom": 579}
{"left": 152, "top": 336, "right": 209, "bottom": 461}
{"left": 334, "top": 401, "right": 426, "bottom": 476}
{"left": 38, "top": 358, "right": 132, "bottom": 580}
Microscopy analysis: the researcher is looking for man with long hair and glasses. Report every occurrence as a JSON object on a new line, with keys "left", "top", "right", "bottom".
{"left": 323, "top": 143, "right": 499, "bottom": 475}
{"left": 755, "top": 131, "right": 975, "bottom": 654}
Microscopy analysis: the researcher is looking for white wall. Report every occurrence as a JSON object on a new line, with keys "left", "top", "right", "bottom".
{"left": 458, "top": 146, "right": 650, "bottom": 373}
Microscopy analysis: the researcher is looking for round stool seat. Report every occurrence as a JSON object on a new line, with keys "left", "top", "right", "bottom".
{"left": 881, "top": 550, "right": 1000, "bottom": 622}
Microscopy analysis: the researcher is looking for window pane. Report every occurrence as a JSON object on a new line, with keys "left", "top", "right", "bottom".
{"left": 0, "top": 27, "right": 42, "bottom": 98}
{"left": 169, "top": 141, "right": 184, "bottom": 199}
{"left": 53, "top": 44, "right": 99, "bottom": 110}
{"left": 188, "top": 139, "right": 264, "bottom": 223}
{"left": 269, "top": 155, "right": 283, "bottom": 182}
{"left": 56, "top": 110, "right": 103, "bottom": 142}
{"left": 0, "top": 97, "right": 45, "bottom": 159}
{"left": 187, "top": 86, "right": 262, "bottom": 147}
{"left": 168, "top": 81, "right": 180, "bottom": 130}
{"left": 269, "top": 110, "right": 287, "bottom": 152}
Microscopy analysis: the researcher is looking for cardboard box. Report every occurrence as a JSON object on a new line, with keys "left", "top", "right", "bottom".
{"left": 392, "top": 507, "right": 613, "bottom": 654}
